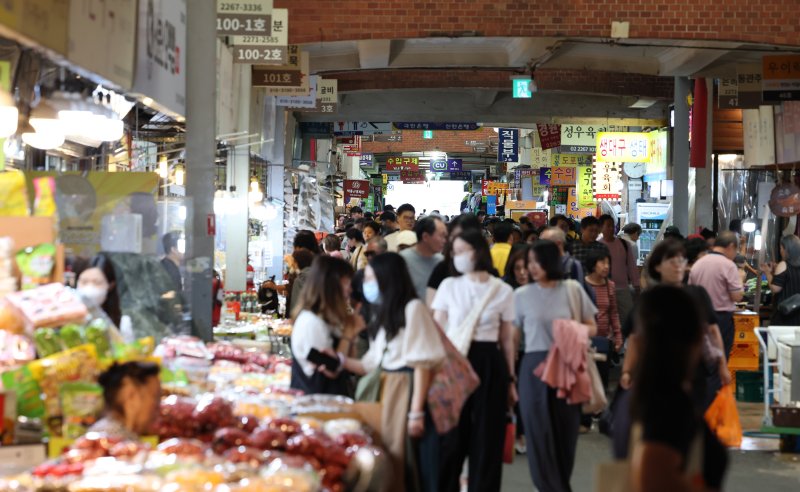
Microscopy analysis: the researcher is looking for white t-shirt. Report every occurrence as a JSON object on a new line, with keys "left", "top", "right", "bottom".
{"left": 385, "top": 230, "right": 418, "bottom": 252}
{"left": 360, "top": 299, "right": 445, "bottom": 372}
{"left": 291, "top": 310, "right": 337, "bottom": 377}
{"left": 431, "top": 275, "right": 514, "bottom": 343}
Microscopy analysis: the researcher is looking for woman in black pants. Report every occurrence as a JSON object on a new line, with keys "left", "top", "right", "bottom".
{"left": 432, "top": 230, "right": 518, "bottom": 492}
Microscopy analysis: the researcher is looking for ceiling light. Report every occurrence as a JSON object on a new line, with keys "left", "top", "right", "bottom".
{"left": 742, "top": 220, "right": 756, "bottom": 233}
{"left": 22, "top": 130, "right": 65, "bottom": 150}
{"left": 0, "top": 89, "right": 18, "bottom": 138}
{"left": 249, "top": 175, "right": 264, "bottom": 202}
{"left": 158, "top": 155, "right": 169, "bottom": 179}
{"left": 628, "top": 97, "right": 658, "bottom": 109}
{"left": 174, "top": 164, "right": 185, "bottom": 186}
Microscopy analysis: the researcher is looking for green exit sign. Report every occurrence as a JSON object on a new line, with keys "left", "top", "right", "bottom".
{"left": 423, "top": 130, "right": 434, "bottom": 139}
{"left": 513, "top": 78, "right": 532, "bottom": 99}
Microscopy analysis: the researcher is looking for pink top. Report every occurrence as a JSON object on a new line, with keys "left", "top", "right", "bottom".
{"left": 534, "top": 318, "right": 591, "bottom": 405}
{"left": 600, "top": 237, "right": 640, "bottom": 288}
{"left": 688, "top": 252, "right": 743, "bottom": 312}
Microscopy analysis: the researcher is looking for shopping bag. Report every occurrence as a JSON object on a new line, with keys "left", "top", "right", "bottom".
{"left": 427, "top": 324, "right": 480, "bottom": 434}
{"left": 704, "top": 384, "right": 743, "bottom": 448}
{"left": 503, "top": 414, "right": 516, "bottom": 464}
{"left": 582, "top": 348, "right": 608, "bottom": 415}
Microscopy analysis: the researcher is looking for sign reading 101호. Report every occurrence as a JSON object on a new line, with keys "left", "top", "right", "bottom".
{"left": 217, "top": 0, "right": 273, "bottom": 36}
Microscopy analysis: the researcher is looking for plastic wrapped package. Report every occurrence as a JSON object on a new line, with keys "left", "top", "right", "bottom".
{"left": 5, "top": 283, "right": 89, "bottom": 330}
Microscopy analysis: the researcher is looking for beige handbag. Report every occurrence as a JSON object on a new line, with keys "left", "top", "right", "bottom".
{"left": 564, "top": 280, "right": 608, "bottom": 414}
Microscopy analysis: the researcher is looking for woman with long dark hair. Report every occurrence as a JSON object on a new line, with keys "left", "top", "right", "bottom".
{"left": 338, "top": 253, "right": 445, "bottom": 492}
{"left": 628, "top": 286, "right": 728, "bottom": 492}
{"left": 431, "top": 229, "right": 517, "bottom": 492}
{"left": 514, "top": 240, "right": 597, "bottom": 492}
{"left": 290, "top": 255, "right": 363, "bottom": 396}
{"left": 762, "top": 234, "right": 800, "bottom": 325}
{"left": 503, "top": 244, "right": 531, "bottom": 289}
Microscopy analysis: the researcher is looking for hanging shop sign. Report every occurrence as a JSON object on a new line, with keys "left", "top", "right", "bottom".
{"left": 593, "top": 162, "right": 621, "bottom": 200}
{"left": 344, "top": 179, "right": 370, "bottom": 201}
{"left": 216, "top": 0, "right": 272, "bottom": 36}
{"left": 276, "top": 75, "right": 317, "bottom": 108}
{"left": 537, "top": 124, "right": 561, "bottom": 150}
{"left": 359, "top": 153, "right": 374, "bottom": 168}
{"left": 446, "top": 159, "right": 463, "bottom": 171}
{"left": 498, "top": 128, "right": 519, "bottom": 163}
{"left": 392, "top": 122, "right": 481, "bottom": 131}
{"left": 449, "top": 171, "right": 472, "bottom": 181}
{"left": 486, "top": 181, "right": 509, "bottom": 196}
{"left": 550, "top": 166, "right": 577, "bottom": 187}
{"left": 385, "top": 157, "right": 419, "bottom": 171}
{"left": 67, "top": 0, "right": 137, "bottom": 90}
{"left": 769, "top": 183, "right": 800, "bottom": 217}
{"left": 401, "top": 171, "right": 425, "bottom": 184}
{"left": 132, "top": 0, "right": 186, "bottom": 116}
{"left": 334, "top": 122, "right": 393, "bottom": 135}
{"left": 567, "top": 187, "right": 596, "bottom": 220}
{"left": 0, "top": 0, "right": 69, "bottom": 55}
{"left": 486, "top": 195, "right": 498, "bottom": 215}
{"left": 762, "top": 55, "right": 800, "bottom": 102}
{"left": 550, "top": 187, "right": 568, "bottom": 206}
{"left": 384, "top": 174, "right": 400, "bottom": 182}
{"left": 718, "top": 78, "right": 739, "bottom": 108}
{"left": 531, "top": 148, "right": 552, "bottom": 167}
{"left": 560, "top": 125, "right": 625, "bottom": 154}
{"left": 253, "top": 51, "right": 310, "bottom": 96}
{"left": 645, "top": 130, "right": 668, "bottom": 182}
{"left": 577, "top": 165, "right": 595, "bottom": 208}
{"left": 513, "top": 168, "right": 536, "bottom": 188}
{"left": 370, "top": 133, "right": 403, "bottom": 143}
{"left": 539, "top": 168, "right": 551, "bottom": 186}
{"left": 431, "top": 160, "right": 448, "bottom": 172}
{"left": 231, "top": 8, "right": 288, "bottom": 64}
{"left": 294, "top": 78, "right": 338, "bottom": 113}
{"left": 737, "top": 64, "right": 763, "bottom": 109}
{"left": 551, "top": 154, "right": 591, "bottom": 167}
{"left": 596, "top": 132, "right": 650, "bottom": 163}
{"left": 341, "top": 135, "right": 361, "bottom": 157}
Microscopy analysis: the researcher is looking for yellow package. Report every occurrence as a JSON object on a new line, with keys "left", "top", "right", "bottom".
{"left": 0, "top": 171, "right": 29, "bottom": 216}
{"left": 32, "top": 176, "right": 56, "bottom": 217}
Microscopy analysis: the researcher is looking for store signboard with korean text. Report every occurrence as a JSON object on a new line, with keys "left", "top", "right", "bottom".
{"left": 550, "top": 166, "right": 577, "bottom": 186}
{"left": 737, "top": 64, "right": 763, "bottom": 108}
{"left": 231, "top": 8, "right": 288, "bottom": 64}
{"left": 0, "top": 0, "right": 69, "bottom": 55}
{"left": 539, "top": 168, "right": 551, "bottom": 186}
{"left": 593, "top": 162, "right": 621, "bottom": 200}
{"left": 359, "top": 153, "right": 374, "bottom": 168}
{"left": 560, "top": 125, "right": 626, "bottom": 154}
{"left": 294, "top": 78, "right": 338, "bottom": 113}
{"left": 596, "top": 132, "right": 650, "bottom": 163}
{"left": 252, "top": 51, "right": 309, "bottom": 96}
{"left": 498, "top": 128, "right": 519, "bottom": 163}
{"left": 718, "top": 78, "right": 738, "bottom": 108}
{"left": 762, "top": 55, "right": 800, "bottom": 102}
{"left": 216, "top": 0, "right": 272, "bottom": 35}
{"left": 401, "top": 171, "right": 425, "bottom": 184}
{"left": 393, "top": 122, "right": 481, "bottom": 131}
{"left": 334, "top": 122, "right": 393, "bottom": 135}
{"left": 567, "top": 187, "right": 596, "bottom": 220}
{"left": 385, "top": 157, "right": 419, "bottom": 171}
{"left": 537, "top": 124, "right": 561, "bottom": 150}
{"left": 577, "top": 165, "right": 595, "bottom": 208}
{"left": 645, "top": 130, "right": 668, "bottom": 182}
{"left": 68, "top": 0, "right": 137, "bottom": 90}
{"left": 276, "top": 75, "right": 317, "bottom": 108}
{"left": 132, "top": 0, "right": 186, "bottom": 116}
{"left": 344, "top": 179, "right": 369, "bottom": 201}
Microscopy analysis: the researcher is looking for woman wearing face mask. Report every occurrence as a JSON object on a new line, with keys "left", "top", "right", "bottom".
{"left": 77, "top": 254, "right": 133, "bottom": 341}
{"left": 515, "top": 240, "right": 597, "bottom": 492}
{"left": 431, "top": 229, "right": 517, "bottom": 492}
{"left": 426, "top": 213, "right": 481, "bottom": 306}
{"left": 337, "top": 253, "right": 445, "bottom": 492}
{"left": 89, "top": 361, "right": 161, "bottom": 440}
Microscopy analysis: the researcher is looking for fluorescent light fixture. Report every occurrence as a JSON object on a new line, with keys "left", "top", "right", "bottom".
{"left": 742, "top": 220, "right": 756, "bottom": 233}
{"left": 174, "top": 164, "right": 185, "bottom": 186}
{"left": 754, "top": 232, "right": 762, "bottom": 251}
{"left": 628, "top": 97, "right": 658, "bottom": 109}
{"left": 158, "top": 155, "right": 169, "bottom": 179}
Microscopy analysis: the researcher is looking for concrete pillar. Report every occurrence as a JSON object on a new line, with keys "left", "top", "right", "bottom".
{"left": 693, "top": 78, "right": 715, "bottom": 234}
{"left": 261, "top": 97, "right": 287, "bottom": 281}
{"left": 184, "top": 0, "right": 216, "bottom": 340}
{"left": 673, "top": 77, "right": 691, "bottom": 235}
{"left": 223, "top": 64, "right": 252, "bottom": 292}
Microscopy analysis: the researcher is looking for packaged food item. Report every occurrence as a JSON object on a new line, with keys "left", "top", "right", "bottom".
{"left": 0, "top": 391, "right": 17, "bottom": 445}
{"left": 5, "top": 283, "right": 89, "bottom": 329}
{"left": 112, "top": 337, "right": 155, "bottom": 362}
{"left": 0, "top": 365, "right": 45, "bottom": 418}
{"left": 60, "top": 382, "right": 103, "bottom": 439}
{"left": 32, "top": 176, "right": 57, "bottom": 217}
{"left": 0, "top": 329, "right": 35, "bottom": 368}
{"left": 84, "top": 319, "right": 111, "bottom": 358}
{"left": 0, "top": 299, "right": 24, "bottom": 335}
{"left": 34, "top": 327, "right": 63, "bottom": 357}
{"left": 59, "top": 324, "right": 86, "bottom": 349}
{"left": 28, "top": 344, "right": 99, "bottom": 435}
{"left": 16, "top": 243, "right": 56, "bottom": 290}
{"left": 0, "top": 171, "right": 29, "bottom": 216}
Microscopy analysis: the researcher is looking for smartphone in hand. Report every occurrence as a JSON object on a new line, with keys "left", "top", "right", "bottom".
{"left": 307, "top": 348, "right": 341, "bottom": 372}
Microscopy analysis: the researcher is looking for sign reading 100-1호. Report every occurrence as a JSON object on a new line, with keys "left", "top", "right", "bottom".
{"left": 217, "top": 1, "right": 274, "bottom": 36}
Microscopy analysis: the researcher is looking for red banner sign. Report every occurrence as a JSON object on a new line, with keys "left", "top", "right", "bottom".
{"left": 400, "top": 171, "right": 425, "bottom": 184}
{"left": 385, "top": 156, "right": 419, "bottom": 171}
{"left": 344, "top": 179, "right": 370, "bottom": 200}
{"left": 537, "top": 124, "right": 561, "bottom": 150}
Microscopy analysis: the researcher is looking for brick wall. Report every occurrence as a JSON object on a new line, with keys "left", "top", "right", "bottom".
{"left": 361, "top": 127, "right": 498, "bottom": 154}
{"left": 276, "top": 1, "right": 800, "bottom": 46}
{"left": 332, "top": 69, "right": 675, "bottom": 98}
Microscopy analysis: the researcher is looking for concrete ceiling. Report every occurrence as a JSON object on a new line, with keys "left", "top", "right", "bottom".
{"left": 295, "top": 36, "right": 800, "bottom": 124}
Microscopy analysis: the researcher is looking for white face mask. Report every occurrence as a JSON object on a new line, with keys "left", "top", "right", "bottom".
{"left": 78, "top": 285, "right": 108, "bottom": 307}
{"left": 453, "top": 253, "right": 475, "bottom": 274}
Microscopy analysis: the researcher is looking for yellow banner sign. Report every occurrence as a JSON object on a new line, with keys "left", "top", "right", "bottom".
{"left": 596, "top": 132, "right": 651, "bottom": 163}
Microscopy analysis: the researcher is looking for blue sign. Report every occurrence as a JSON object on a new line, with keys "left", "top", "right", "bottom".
{"left": 513, "top": 78, "right": 532, "bottom": 98}
{"left": 431, "top": 160, "right": 448, "bottom": 172}
{"left": 359, "top": 153, "right": 374, "bottom": 167}
{"left": 446, "top": 158, "right": 463, "bottom": 171}
{"left": 393, "top": 122, "right": 481, "bottom": 131}
{"left": 498, "top": 128, "right": 519, "bottom": 163}
{"left": 487, "top": 195, "right": 497, "bottom": 215}
{"left": 449, "top": 171, "right": 472, "bottom": 181}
